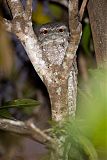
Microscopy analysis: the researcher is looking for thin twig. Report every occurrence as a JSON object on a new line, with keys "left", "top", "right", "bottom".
{"left": 79, "top": 0, "right": 89, "bottom": 21}
{"left": 0, "top": 118, "right": 54, "bottom": 145}
{"left": 27, "top": 121, "right": 55, "bottom": 145}
{"left": 0, "top": 118, "right": 29, "bottom": 134}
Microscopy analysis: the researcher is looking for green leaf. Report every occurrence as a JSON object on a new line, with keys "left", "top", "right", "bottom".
{"left": 78, "top": 135, "right": 98, "bottom": 160}
{"left": 0, "top": 99, "right": 40, "bottom": 118}
{"left": 0, "top": 109, "right": 13, "bottom": 119}
{"left": 81, "top": 24, "right": 91, "bottom": 55}
{"left": 0, "top": 99, "right": 39, "bottom": 110}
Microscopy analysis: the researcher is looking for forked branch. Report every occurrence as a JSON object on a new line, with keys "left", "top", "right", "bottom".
{"left": 0, "top": 118, "right": 54, "bottom": 145}
{"left": 1, "top": 0, "right": 87, "bottom": 142}
{"left": 7, "top": 0, "right": 23, "bottom": 19}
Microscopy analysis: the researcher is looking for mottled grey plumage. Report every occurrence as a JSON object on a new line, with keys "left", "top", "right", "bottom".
{"left": 35, "top": 22, "right": 69, "bottom": 65}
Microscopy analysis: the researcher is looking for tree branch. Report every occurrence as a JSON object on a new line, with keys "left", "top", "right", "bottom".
{"left": 0, "top": 118, "right": 54, "bottom": 145}
{"left": 7, "top": 0, "right": 24, "bottom": 19}
{"left": 79, "top": 0, "right": 88, "bottom": 21}
{"left": 25, "top": 0, "right": 32, "bottom": 19}
{"left": 6, "top": 0, "right": 51, "bottom": 82}
{"left": 88, "top": 0, "right": 107, "bottom": 67}
{"left": 27, "top": 121, "right": 55, "bottom": 145}
{"left": 69, "top": 0, "right": 79, "bottom": 32}
{"left": 62, "top": 0, "right": 82, "bottom": 71}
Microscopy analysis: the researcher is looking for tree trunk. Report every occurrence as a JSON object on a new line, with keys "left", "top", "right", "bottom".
{"left": 45, "top": 57, "right": 78, "bottom": 121}
{"left": 88, "top": 0, "right": 107, "bottom": 67}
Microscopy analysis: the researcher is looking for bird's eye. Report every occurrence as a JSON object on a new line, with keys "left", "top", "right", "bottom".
{"left": 40, "top": 29, "right": 48, "bottom": 35}
{"left": 58, "top": 28, "right": 64, "bottom": 32}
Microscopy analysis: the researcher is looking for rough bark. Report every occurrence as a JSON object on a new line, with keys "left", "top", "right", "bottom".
{"left": 0, "top": 118, "right": 54, "bottom": 144}
{"left": 45, "top": 56, "right": 78, "bottom": 121}
{"left": 88, "top": 0, "right": 107, "bottom": 67}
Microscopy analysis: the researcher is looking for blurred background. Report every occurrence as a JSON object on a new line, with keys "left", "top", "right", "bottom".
{"left": 0, "top": 0, "right": 106, "bottom": 160}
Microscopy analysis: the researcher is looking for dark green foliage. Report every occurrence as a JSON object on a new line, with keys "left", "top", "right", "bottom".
{"left": 0, "top": 99, "right": 39, "bottom": 118}
{"left": 0, "top": 99, "right": 39, "bottom": 109}
{"left": 62, "top": 120, "right": 98, "bottom": 160}
{"left": 81, "top": 24, "right": 91, "bottom": 56}
{"left": 48, "top": 118, "right": 97, "bottom": 160}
